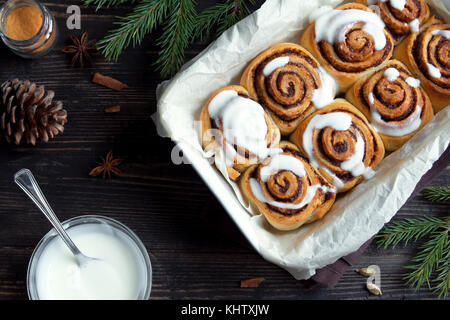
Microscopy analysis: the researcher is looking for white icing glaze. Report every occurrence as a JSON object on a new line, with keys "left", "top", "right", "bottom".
{"left": 263, "top": 56, "right": 290, "bottom": 77}
{"left": 302, "top": 112, "right": 373, "bottom": 190}
{"left": 370, "top": 105, "right": 422, "bottom": 136}
{"left": 312, "top": 66, "right": 337, "bottom": 109}
{"left": 405, "top": 77, "right": 420, "bottom": 87}
{"left": 260, "top": 154, "right": 306, "bottom": 183}
{"left": 409, "top": 19, "right": 420, "bottom": 33}
{"left": 250, "top": 178, "right": 320, "bottom": 210}
{"left": 340, "top": 130, "right": 367, "bottom": 177}
{"left": 427, "top": 63, "right": 441, "bottom": 78}
{"left": 384, "top": 67, "right": 399, "bottom": 81}
{"left": 366, "top": 0, "right": 405, "bottom": 11}
{"left": 302, "top": 112, "right": 353, "bottom": 169}
{"left": 431, "top": 29, "right": 450, "bottom": 39}
{"left": 314, "top": 9, "right": 387, "bottom": 51}
{"left": 389, "top": 0, "right": 406, "bottom": 11}
{"left": 302, "top": 112, "right": 374, "bottom": 189}
{"left": 208, "top": 90, "right": 277, "bottom": 164}
{"left": 309, "top": 5, "right": 334, "bottom": 24}
{"left": 368, "top": 92, "right": 375, "bottom": 106}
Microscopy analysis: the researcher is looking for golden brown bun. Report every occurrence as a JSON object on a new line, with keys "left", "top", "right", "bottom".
{"left": 200, "top": 85, "right": 280, "bottom": 180}
{"left": 357, "top": 0, "right": 430, "bottom": 44}
{"left": 346, "top": 59, "right": 434, "bottom": 151}
{"left": 300, "top": 3, "right": 394, "bottom": 93}
{"left": 239, "top": 141, "right": 336, "bottom": 231}
{"left": 240, "top": 43, "right": 323, "bottom": 135}
{"left": 290, "top": 99, "right": 385, "bottom": 193}
{"left": 393, "top": 16, "right": 450, "bottom": 112}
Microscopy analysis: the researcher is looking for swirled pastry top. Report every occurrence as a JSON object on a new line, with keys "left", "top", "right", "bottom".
{"left": 357, "top": 61, "right": 432, "bottom": 137}
{"left": 240, "top": 43, "right": 337, "bottom": 135}
{"left": 240, "top": 141, "right": 336, "bottom": 231}
{"left": 200, "top": 85, "right": 281, "bottom": 181}
{"left": 291, "top": 99, "right": 385, "bottom": 192}
{"left": 363, "top": 0, "right": 430, "bottom": 41}
{"left": 310, "top": 3, "right": 394, "bottom": 73}
{"left": 413, "top": 23, "right": 450, "bottom": 91}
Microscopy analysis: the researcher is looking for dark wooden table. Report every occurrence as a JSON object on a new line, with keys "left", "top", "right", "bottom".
{"left": 0, "top": 0, "right": 448, "bottom": 300}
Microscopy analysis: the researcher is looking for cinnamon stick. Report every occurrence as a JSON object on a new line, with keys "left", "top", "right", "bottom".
{"left": 104, "top": 105, "right": 121, "bottom": 113}
{"left": 92, "top": 73, "right": 128, "bottom": 91}
{"left": 240, "top": 278, "right": 265, "bottom": 288}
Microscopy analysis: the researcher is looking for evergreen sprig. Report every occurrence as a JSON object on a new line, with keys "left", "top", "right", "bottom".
{"left": 85, "top": 0, "right": 258, "bottom": 77}
{"left": 377, "top": 214, "right": 450, "bottom": 298}
{"left": 423, "top": 186, "right": 450, "bottom": 203}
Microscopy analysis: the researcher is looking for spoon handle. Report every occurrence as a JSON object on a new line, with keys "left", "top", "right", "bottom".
{"left": 14, "top": 169, "right": 83, "bottom": 258}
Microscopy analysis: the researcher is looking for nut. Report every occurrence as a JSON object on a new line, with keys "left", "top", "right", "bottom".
{"left": 366, "top": 282, "right": 382, "bottom": 295}
{"left": 355, "top": 267, "right": 376, "bottom": 277}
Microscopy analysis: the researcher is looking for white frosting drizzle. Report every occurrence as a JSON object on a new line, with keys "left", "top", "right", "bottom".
{"left": 368, "top": 92, "right": 375, "bottom": 106}
{"left": 431, "top": 29, "right": 450, "bottom": 39}
{"left": 405, "top": 77, "right": 420, "bottom": 87}
{"left": 263, "top": 56, "right": 290, "bottom": 76}
{"left": 314, "top": 9, "right": 387, "bottom": 51}
{"left": 384, "top": 67, "right": 399, "bottom": 81}
{"left": 249, "top": 153, "right": 336, "bottom": 210}
{"left": 409, "top": 19, "right": 420, "bottom": 33}
{"left": 208, "top": 90, "right": 279, "bottom": 165}
{"left": 389, "top": 0, "right": 406, "bottom": 11}
{"left": 366, "top": 0, "right": 406, "bottom": 11}
{"left": 309, "top": 5, "right": 334, "bottom": 24}
{"left": 312, "top": 66, "right": 337, "bottom": 109}
{"left": 427, "top": 63, "right": 441, "bottom": 78}
{"left": 370, "top": 106, "right": 422, "bottom": 136}
{"left": 302, "top": 112, "right": 374, "bottom": 190}
{"left": 260, "top": 154, "right": 306, "bottom": 182}
{"left": 250, "top": 179, "right": 321, "bottom": 210}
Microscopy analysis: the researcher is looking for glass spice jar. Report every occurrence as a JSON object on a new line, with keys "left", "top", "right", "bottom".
{"left": 0, "top": 0, "right": 57, "bottom": 58}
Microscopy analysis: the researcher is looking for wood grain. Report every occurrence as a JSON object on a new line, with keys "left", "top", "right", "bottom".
{"left": 0, "top": 0, "right": 448, "bottom": 300}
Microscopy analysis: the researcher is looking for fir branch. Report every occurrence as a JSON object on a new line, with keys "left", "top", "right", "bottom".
{"left": 376, "top": 216, "right": 448, "bottom": 248}
{"left": 95, "top": 0, "right": 172, "bottom": 62}
{"left": 378, "top": 214, "right": 450, "bottom": 298}
{"left": 423, "top": 186, "right": 450, "bottom": 203}
{"left": 216, "top": 0, "right": 255, "bottom": 35}
{"left": 433, "top": 250, "right": 450, "bottom": 298}
{"left": 84, "top": 0, "right": 139, "bottom": 11}
{"left": 193, "top": 1, "right": 234, "bottom": 41}
{"left": 155, "top": 0, "right": 197, "bottom": 78}
{"left": 87, "top": 0, "right": 258, "bottom": 77}
{"left": 403, "top": 230, "right": 449, "bottom": 291}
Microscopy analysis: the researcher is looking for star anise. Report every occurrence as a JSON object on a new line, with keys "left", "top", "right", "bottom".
{"left": 89, "top": 150, "right": 123, "bottom": 179}
{"left": 62, "top": 32, "right": 97, "bottom": 67}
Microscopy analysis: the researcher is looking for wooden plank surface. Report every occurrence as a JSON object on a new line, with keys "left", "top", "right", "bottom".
{"left": 0, "top": 0, "right": 448, "bottom": 300}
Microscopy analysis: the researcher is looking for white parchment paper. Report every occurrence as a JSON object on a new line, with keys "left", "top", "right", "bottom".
{"left": 153, "top": 0, "right": 450, "bottom": 280}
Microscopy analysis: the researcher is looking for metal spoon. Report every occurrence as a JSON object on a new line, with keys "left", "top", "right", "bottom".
{"left": 14, "top": 168, "right": 97, "bottom": 267}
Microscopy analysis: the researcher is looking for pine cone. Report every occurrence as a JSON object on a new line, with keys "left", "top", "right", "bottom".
{"left": 0, "top": 79, "right": 68, "bottom": 145}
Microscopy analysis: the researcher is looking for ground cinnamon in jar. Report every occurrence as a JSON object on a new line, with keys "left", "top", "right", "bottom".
{"left": 5, "top": 5, "right": 42, "bottom": 40}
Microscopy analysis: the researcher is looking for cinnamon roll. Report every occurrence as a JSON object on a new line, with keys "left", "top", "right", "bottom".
{"left": 240, "top": 43, "right": 336, "bottom": 135}
{"left": 200, "top": 85, "right": 281, "bottom": 180}
{"left": 393, "top": 17, "right": 450, "bottom": 112}
{"left": 346, "top": 59, "right": 434, "bottom": 151}
{"left": 239, "top": 141, "right": 336, "bottom": 231}
{"left": 290, "top": 99, "right": 385, "bottom": 193}
{"left": 300, "top": 3, "right": 394, "bottom": 93}
{"left": 358, "top": 0, "right": 430, "bottom": 43}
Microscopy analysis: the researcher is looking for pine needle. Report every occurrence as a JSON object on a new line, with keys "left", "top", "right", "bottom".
{"left": 155, "top": 0, "right": 197, "bottom": 78}
{"left": 94, "top": 0, "right": 172, "bottom": 62}
{"left": 423, "top": 186, "right": 450, "bottom": 202}
{"left": 377, "top": 214, "right": 450, "bottom": 298}
{"left": 86, "top": 0, "right": 258, "bottom": 77}
{"left": 84, "top": 0, "right": 139, "bottom": 11}
{"left": 403, "top": 230, "right": 449, "bottom": 291}
{"left": 376, "top": 216, "right": 447, "bottom": 248}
